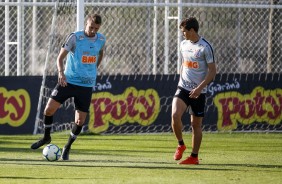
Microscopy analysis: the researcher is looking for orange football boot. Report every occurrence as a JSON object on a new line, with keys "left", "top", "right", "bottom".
{"left": 178, "top": 156, "right": 199, "bottom": 165}
{"left": 173, "top": 145, "right": 186, "bottom": 160}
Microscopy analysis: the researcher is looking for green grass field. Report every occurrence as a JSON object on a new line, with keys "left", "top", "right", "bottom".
{"left": 0, "top": 133, "right": 281, "bottom": 184}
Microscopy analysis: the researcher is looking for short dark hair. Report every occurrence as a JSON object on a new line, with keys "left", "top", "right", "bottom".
{"left": 86, "top": 14, "right": 102, "bottom": 24}
{"left": 179, "top": 17, "right": 199, "bottom": 32}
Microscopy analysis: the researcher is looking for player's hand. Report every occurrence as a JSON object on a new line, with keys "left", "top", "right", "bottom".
{"left": 58, "top": 72, "right": 67, "bottom": 87}
{"left": 189, "top": 88, "right": 201, "bottom": 99}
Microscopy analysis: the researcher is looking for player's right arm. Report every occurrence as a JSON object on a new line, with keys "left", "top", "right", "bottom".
{"left": 57, "top": 48, "right": 68, "bottom": 87}
{"left": 56, "top": 33, "right": 75, "bottom": 87}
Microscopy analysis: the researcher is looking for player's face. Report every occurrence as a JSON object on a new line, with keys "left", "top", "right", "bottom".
{"left": 85, "top": 20, "right": 101, "bottom": 37}
{"left": 181, "top": 27, "right": 192, "bottom": 40}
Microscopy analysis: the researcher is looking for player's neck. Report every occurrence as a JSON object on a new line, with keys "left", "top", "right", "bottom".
{"left": 84, "top": 31, "right": 96, "bottom": 38}
{"left": 190, "top": 34, "right": 200, "bottom": 43}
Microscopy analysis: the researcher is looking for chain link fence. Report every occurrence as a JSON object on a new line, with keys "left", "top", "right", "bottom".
{"left": 1, "top": 0, "right": 282, "bottom": 134}
{"left": 0, "top": 0, "right": 281, "bottom": 76}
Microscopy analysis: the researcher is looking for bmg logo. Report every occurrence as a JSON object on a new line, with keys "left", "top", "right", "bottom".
{"left": 81, "top": 55, "right": 97, "bottom": 64}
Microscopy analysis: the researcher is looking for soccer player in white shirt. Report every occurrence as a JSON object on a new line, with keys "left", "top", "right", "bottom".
{"left": 172, "top": 17, "right": 217, "bottom": 164}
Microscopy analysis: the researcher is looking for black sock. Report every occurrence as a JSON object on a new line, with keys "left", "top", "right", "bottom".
{"left": 191, "top": 153, "right": 198, "bottom": 158}
{"left": 65, "top": 134, "right": 75, "bottom": 149}
{"left": 178, "top": 140, "right": 185, "bottom": 146}
{"left": 43, "top": 115, "right": 53, "bottom": 139}
{"left": 72, "top": 124, "right": 83, "bottom": 135}
{"left": 65, "top": 124, "right": 82, "bottom": 149}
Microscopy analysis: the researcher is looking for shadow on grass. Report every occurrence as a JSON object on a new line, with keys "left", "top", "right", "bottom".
{"left": 0, "top": 157, "right": 235, "bottom": 171}
{"left": 0, "top": 147, "right": 174, "bottom": 155}
{"left": 0, "top": 147, "right": 35, "bottom": 153}
{"left": 0, "top": 176, "right": 107, "bottom": 180}
{"left": 1, "top": 157, "right": 281, "bottom": 171}
{"left": 205, "top": 163, "right": 282, "bottom": 169}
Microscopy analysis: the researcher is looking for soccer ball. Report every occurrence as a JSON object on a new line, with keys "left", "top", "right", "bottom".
{"left": 42, "top": 144, "right": 61, "bottom": 161}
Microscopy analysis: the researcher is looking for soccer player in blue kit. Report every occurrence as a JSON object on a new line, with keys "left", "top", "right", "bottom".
{"left": 172, "top": 17, "right": 217, "bottom": 164}
{"left": 31, "top": 14, "right": 106, "bottom": 160}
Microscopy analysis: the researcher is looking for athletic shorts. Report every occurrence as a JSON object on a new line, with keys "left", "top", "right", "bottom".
{"left": 50, "top": 83, "right": 93, "bottom": 113}
{"left": 174, "top": 86, "right": 206, "bottom": 117}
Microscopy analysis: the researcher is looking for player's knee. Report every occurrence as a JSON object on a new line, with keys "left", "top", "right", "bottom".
{"left": 44, "top": 107, "right": 55, "bottom": 116}
{"left": 75, "top": 120, "right": 85, "bottom": 126}
{"left": 191, "top": 123, "right": 202, "bottom": 130}
{"left": 171, "top": 112, "right": 181, "bottom": 124}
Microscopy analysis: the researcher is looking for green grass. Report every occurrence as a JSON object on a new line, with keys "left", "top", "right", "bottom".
{"left": 0, "top": 133, "right": 281, "bottom": 184}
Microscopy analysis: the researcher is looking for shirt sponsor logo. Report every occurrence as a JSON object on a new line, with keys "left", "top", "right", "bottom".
{"left": 81, "top": 55, "right": 97, "bottom": 64}
{"left": 183, "top": 61, "right": 199, "bottom": 69}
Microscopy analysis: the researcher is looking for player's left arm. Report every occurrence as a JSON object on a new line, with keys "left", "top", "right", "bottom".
{"left": 189, "top": 44, "right": 217, "bottom": 98}
{"left": 197, "top": 63, "right": 217, "bottom": 91}
{"left": 190, "top": 63, "right": 216, "bottom": 98}
{"left": 97, "top": 35, "right": 106, "bottom": 68}
{"left": 97, "top": 47, "right": 104, "bottom": 68}
{"left": 197, "top": 43, "right": 217, "bottom": 91}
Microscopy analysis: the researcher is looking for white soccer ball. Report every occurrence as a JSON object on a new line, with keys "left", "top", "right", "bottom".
{"left": 42, "top": 144, "right": 61, "bottom": 161}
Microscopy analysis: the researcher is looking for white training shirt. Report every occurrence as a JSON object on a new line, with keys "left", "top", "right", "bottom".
{"left": 178, "top": 37, "right": 215, "bottom": 93}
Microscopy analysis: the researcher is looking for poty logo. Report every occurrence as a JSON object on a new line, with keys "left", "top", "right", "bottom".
{"left": 214, "top": 86, "right": 282, "bottom": 130}
{"left": 0, "top": 87, "right": 31, "bottom": 127}
{"left": 88, "top": 87, "right": 160, "bottom": 133}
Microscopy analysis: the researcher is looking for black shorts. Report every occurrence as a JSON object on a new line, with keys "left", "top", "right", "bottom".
{"left": 174, "top": 87, "right": 206, "bottom": 117}
{"left": 50, "top": 83, "right": 93, "bottom": 113}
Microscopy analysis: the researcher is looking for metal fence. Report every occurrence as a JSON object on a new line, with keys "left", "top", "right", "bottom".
{"left": 1, "top": 0, "right": 282, "bottom": 76}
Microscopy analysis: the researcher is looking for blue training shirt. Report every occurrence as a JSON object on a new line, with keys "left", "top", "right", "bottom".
{"left": 63, "top": 31, "right": 106, "bottom": 87}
